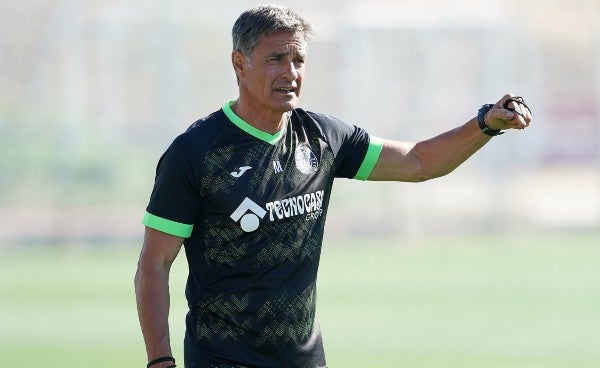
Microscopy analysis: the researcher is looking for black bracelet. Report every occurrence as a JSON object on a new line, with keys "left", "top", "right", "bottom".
{"left": 147, "top": 356, "right": 175, "bottom": 368}
{"left": 477, "top": 104, "right": 504, "bottom": 136}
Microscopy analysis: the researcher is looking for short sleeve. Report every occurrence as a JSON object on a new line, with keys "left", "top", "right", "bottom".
{"left": 307, "top": 112, "right": 383, "bottom": 180}
{"left": 143, "top": 136, "right": 200, "bottom": 238}
{"left": 352, "top": 135, "right": 383, "bottom": 180}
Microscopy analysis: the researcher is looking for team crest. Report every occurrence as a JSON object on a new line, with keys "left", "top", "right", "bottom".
{"left": 294, "top": 144, "right": 319, "bottom": 174}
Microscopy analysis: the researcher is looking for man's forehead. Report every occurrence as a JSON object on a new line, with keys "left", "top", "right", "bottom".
{"left": 256, "top": 32, "right": 307, "bottom": 53}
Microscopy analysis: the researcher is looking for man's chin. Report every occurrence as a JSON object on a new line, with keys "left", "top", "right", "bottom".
{"left": 280, "top": 97, "right": 300, "bottom": 111}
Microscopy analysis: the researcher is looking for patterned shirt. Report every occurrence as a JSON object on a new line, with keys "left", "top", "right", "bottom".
{"left": 143, "top": 101, "right": 383, "bottom": 367}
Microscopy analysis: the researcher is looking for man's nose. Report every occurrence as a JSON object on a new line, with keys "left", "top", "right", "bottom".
{"left": 282, "top": 62, "right": 299, "bottom": 81}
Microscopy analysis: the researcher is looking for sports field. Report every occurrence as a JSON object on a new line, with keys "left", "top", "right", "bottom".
{"left": 2, "top": 231, "right": 599, "bottom": 367}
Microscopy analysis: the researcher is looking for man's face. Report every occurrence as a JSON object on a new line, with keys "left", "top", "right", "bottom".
{"left": 236, "top": 31, "right": 307, "bottom": 115}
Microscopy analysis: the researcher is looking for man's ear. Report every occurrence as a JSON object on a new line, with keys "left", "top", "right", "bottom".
{"left": 232, "top": 50, "right": 247, "bottom": 80}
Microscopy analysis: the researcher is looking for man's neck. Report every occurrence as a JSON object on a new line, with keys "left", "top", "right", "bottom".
{"left": 231, "top": 99, "right": 289, "bottom": 135}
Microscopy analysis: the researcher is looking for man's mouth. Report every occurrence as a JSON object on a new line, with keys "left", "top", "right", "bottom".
{"left": 275, "top": 87, "right": 296, "bottom": 94}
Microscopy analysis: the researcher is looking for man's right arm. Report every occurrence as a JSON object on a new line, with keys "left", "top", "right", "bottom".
{"left": 135, "top": 226, "right": 184, "bottom": 368}
{"left": 367, "top": 94, "right": 531, "bottom": 182}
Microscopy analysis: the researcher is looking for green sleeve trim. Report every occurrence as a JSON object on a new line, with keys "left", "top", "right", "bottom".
{"left": 222, "top": 100, "right": 285, "bottom": 145}
{"left": 354, "top": 136, "right": 384, "bottom": 180}
{"left": 142, "top": 211, "right": 194, "bottom": 238}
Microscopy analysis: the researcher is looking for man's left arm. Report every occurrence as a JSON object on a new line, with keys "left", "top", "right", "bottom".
{"left": 367, "top": 94, "right": 532, "bottom": 182}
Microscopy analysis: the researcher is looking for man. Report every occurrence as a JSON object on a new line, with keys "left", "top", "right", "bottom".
{"left": 135, "top": 4, "right": 532, "bottom": 368}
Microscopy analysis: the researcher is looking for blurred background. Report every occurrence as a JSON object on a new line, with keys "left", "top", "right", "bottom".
{"left": 1, "top": 0, "right": 599, "bottom": 367}
{"left": 1, "top": 0, "right": 599, "bottom": 243}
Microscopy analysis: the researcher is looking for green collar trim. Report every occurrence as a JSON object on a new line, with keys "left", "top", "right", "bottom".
{"left": 222, "top": 100, "right": 286, "bottom": 145}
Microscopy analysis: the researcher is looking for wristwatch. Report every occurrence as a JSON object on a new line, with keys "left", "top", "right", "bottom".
{"left": 477, "top": 104, "right": 504, "bottom": 136}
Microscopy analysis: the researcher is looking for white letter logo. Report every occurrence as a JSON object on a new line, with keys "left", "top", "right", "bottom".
{"left": 230, "top": 197, "right": 267, "bottom": 232}
{"left": 231, "top": 166, "right": 252, "bottom": 178}
{"left": 273, "top": 161, "right": 283, "bottom": 174}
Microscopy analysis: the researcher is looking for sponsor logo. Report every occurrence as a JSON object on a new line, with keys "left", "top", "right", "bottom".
{"left": 273, "top": 160, "right": 283, "bottom": 174}
{"left": 294, "top": 144, "right": 318, "bottom": 174}
{"left": 230, "top": 197, "right": 267, "bottom": 232}
{"left": 231, "top": 166, "right": 252, "bottom": 178}
{"left": 265, "top": 190, "right": 324, "bottom": 222}
{"left": 231, "top": 190, "right": 325, "bottom": 232}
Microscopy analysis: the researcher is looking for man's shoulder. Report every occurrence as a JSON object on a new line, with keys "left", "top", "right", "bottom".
{"left": 162, "top": 108, "right": 229, "bottom": 160}
{"left": 294, "top": 108, "right": 357, "bottom": 139}
{"left": 297, "top": 108, "right": 346, "bottom": 125}
{"left": 184, "top": 108, "right": 228, "bottom": 136}
{"left": 174, "top": 108, "right": 228, "bottom": 142}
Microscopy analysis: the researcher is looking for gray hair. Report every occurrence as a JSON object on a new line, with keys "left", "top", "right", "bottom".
{"left": 232, "top": 4, "right": 315, "bottom": 58}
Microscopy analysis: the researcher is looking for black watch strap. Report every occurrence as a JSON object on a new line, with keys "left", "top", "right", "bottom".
{"left": 478, "top": 104, "right": 504, "bottom": 136}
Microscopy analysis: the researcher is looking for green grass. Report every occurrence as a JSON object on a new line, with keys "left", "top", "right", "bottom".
{"left": 1, "top": 231, "right": 599, "bottom": 367}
